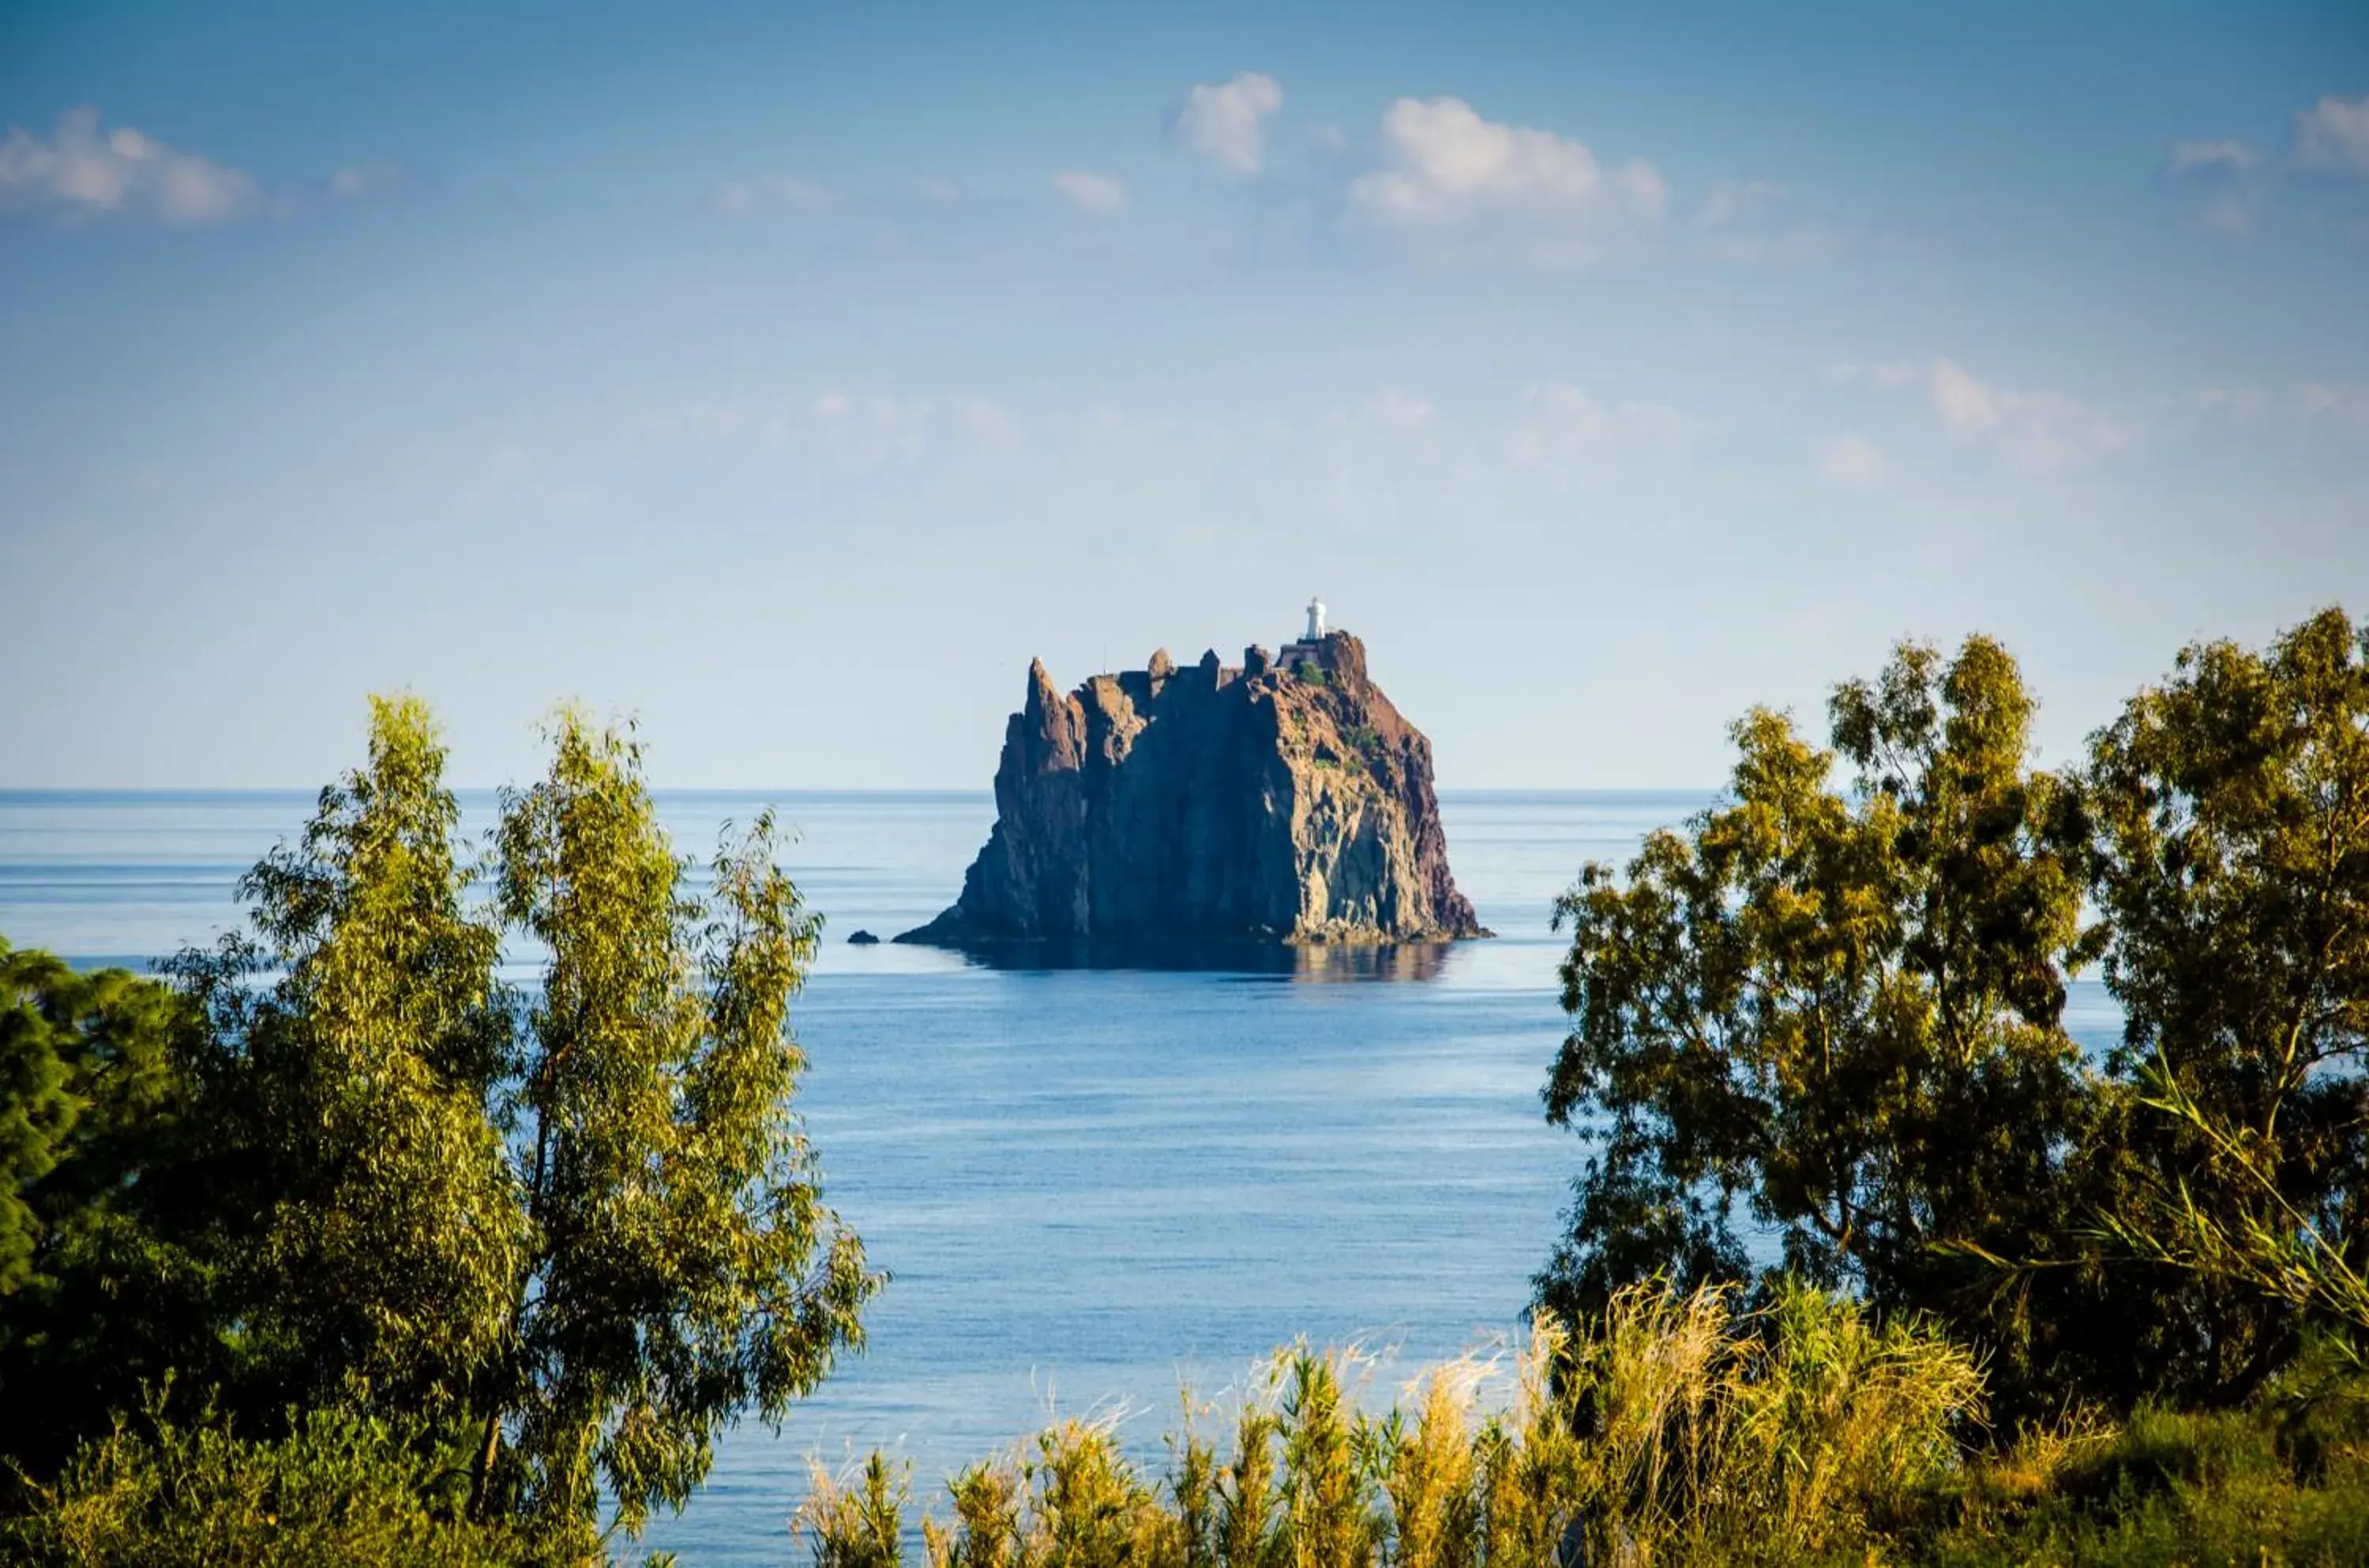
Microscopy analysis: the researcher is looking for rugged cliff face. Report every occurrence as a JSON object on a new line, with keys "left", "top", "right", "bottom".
{"left": 898, "top": 631, "right": 1488, "bottom": 947}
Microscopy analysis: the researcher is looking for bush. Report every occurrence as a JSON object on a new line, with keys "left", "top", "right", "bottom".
{"left": 2, "top": 1401, "right": 560, "bottom": 1568}
{"left": 1921, "top": 1400, "right": 2369, "bottom": 1565}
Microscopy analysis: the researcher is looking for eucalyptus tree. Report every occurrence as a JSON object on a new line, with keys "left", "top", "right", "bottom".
{"left": 1536, "top": 637, "right": 2102, "bottom": 1402}
{"left": 477, "top": 710, "right": 878, "bottom": 1544}
{"left": 2082, "top": 606, "right": 2369, "bottom": 1389}
{"left": 169, "top": 693, "right": 525, "bottom": 1422}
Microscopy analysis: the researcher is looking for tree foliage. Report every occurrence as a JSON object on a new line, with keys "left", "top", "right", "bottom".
{"left": 478, "top": 709, "right": 878, "bottom": 1540}
{"left": 2078, "top": 606, "right": 2369, "bottom": 1385}
{"left": 1536, "top": 637, "right": 2098, "bottom": 1397}
{"left": 0, "top": 945, "right": 206, "bottom": 1480}
{"left": 170, "top": 693, "right": 524, "bottom": 1423}
{"left": 1, "top": 947, "right": 190, "bottom": 1297}
{"left": 1538, "top": 610, "right": 2369, "bottom": 1412}
{"left": 0, "top": 696, "right": 875, "bottom": 1549}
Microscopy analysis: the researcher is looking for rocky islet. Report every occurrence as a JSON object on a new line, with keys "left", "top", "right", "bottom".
{"left": 898, "top": 625, "right": 1487, "bottom": 948}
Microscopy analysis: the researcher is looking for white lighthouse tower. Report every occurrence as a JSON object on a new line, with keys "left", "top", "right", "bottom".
{"left": 1305, "top": 595, "right": 1327, "bottom": 640}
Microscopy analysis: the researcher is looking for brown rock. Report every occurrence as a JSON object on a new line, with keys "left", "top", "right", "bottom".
{"left": 898, "top": 630, "right": 1489, "bottom": 947}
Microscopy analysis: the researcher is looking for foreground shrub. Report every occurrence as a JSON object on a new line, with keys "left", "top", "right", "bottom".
{"left": 2, "top": 1403, "right": 554, "bottom": 1567}
{"left": 798, "top": 1282, "right": 1987, "bottom": 1568}
{"left": 1923, "top": 1398, "right": 2369, "bottom": 1566}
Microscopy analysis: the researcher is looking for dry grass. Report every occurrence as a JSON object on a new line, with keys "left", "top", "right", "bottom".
{"left": 795, "top": 1282, "right": 1989, "bottom": 1568}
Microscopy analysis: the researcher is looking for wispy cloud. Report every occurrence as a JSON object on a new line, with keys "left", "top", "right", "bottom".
{"left": 1824, "top": 361, "right": 1921, "bottom": 388}
{"left": 1927, "top": 358, "right": 2138, "bottom": 474}
{"left": 1052, "top": 169, "right": 1128, "bottom": 214}
{"left": 1509, "top": 382, "right": 1701, "bottom": 460}
{"left": 1834, "top": 357, "right": 2138, "bottom": 475}
{"left": 644, "top": 391, "right": 1018, "bottom": 467}
{"left": 2164, "top": 137, "right": 2262, "bottom": 234}
{"left": 1365, "top": 388, "right": 1435, "bottom": 430}
{"left": 0, "top": 105, "right": 260, "bottom": 225}
{"left": 2298, "top": 381, "right": 2369, "bottom": 435}
{"left": 2295, "top": 94, "right": 2369, "bottom": 175}
{"left": 2168, "top": 140, "right": 2258, "bottom": 174}
{"left": 1348, "top": 96, "right": 1664, "bottom": 266}
{"left": 2173, "top": 387, "right": 2270, "bottom": 425}
{"left": 328, "top": 159, "right": 405, "bottom": 200}
{"left": 1694, "top": 179, "right": 1842, "bottom": 264}
{"left": 706, "top": 174, "right": 838, "bottom": 217}
{"left": 1171, "top": 72, "right": 1284, "bottom": 175}
{"left": 1818, "top": 433, "right": 1884, "bottom": 486}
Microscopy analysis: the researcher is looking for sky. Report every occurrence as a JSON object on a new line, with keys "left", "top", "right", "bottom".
{"left": 2, "top": 1, "right": 2365, "bottom": 790}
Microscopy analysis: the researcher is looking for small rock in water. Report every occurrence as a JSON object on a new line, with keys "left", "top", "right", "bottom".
{"left": 847, "top": 929, "right": 881, "bottom": 945}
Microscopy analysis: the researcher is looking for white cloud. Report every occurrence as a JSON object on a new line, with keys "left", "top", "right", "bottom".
{"left": 1818, "top": 433, "right": 1884, "bottom": 486}
{"left": 1824, "top": 360, "right": 1921, "bottom": 388}
{"left": 1348, "top": 96, "right": 1665, "bottom": 265}
{"left": 1052, "top": 169, "right": 1128, "bottom": 214}
{"left": 1927, "top": 359, "right": 2005, "bottom": 433}
{"left": 1699, "top": 179, "right": 1781, "bottom": 228}
{"left": 911, "top": 175, "right": 965, "bottom": 208}
{"left": 2298, "top": 382, "right": 2369, "bottom": 434}
{"left": 2198, "top": 194, "right": 2253, "bottom": 234}
{"left": 2178, "top": 387, "right": 2270, "bottom": 423}
{"left": 706, "top": 174, "right": 838, "bottom": 217}
{"left": 1695, "top": 179, "right": 1842, "bottom": 264}
{"left": 2169, "top": 140, "right": 2258, "bottom": 174}
{"left": 2164, "top": 137, "right": 2259, "bottom": 234}
{"left": 0, "top": 105, "right": 260, "bottom": 225}
{"left": 648, "top": 392, "right": 1017, "bottom": 466}
{"left": 329, "top": 159, "right": 404, "bottom": 199}
{"left": 1171, "top": 72, "right": 1283, "bottom": 175}
{"left": 813, "top": 392, "right": 937, "bottom": 462}
{"left": 2296, "top": 94, "right": 2369, "bottom": 175}
{"left": 1928, "top": 358, "right": 2137, "bottom": 474}
{"left": 1366, "top": 388, "right": 1435, "bottom": 430}
{"left": 1510, "top": 382, "right": 1700, "bottom": 460}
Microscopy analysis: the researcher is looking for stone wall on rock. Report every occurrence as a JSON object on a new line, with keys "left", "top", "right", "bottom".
{"left": 897, "top": 630, "right": 1489, "bottom": 947}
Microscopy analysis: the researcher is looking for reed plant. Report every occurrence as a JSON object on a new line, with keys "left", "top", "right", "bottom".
{"left": 797, "top": 1282, "right": 1989, "bottom": 1568}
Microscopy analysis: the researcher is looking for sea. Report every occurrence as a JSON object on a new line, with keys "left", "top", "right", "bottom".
{"left": 0, "top": 790, "right": 2124, "bottom": 1562}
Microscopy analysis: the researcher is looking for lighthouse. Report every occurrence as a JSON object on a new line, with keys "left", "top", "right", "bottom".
{"left": 1305, "top": 595, "right": 1327, "bottom": 641}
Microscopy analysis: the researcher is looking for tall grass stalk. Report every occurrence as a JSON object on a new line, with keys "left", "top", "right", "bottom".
{"left": 802, "top": 1284, "right": 1988, "bottom": 1568}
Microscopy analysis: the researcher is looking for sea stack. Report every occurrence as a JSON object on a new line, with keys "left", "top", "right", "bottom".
{"left": 899, "top": 608, "right": 1488, "bottom": 947}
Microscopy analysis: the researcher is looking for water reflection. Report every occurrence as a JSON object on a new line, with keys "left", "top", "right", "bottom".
{"left": 936, "top": 937, "right": 1466, "bottom": 981}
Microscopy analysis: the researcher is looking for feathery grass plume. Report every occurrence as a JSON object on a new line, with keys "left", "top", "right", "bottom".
{"left": 1218, "top": 1406, "right": 1282, "bottom": 1568}
{"left": 1165, "top": 1398, "right": 1221, "bottom": 1568}
{"left": 1564, "top": 1283, "right": 1726, "bottom": 1556}
{"left": 1026, "top": 1417, "right": 1177, "bottom": 1566}
{"left": 818, "top": 1289, "right": 1988, "bottom": 1568}
{"left": 928, "top": 1459, "right": 1022, "bottom": 1568}
{"left": 1476, "top": 1310, "right": 1585, "bottom": 1568}
{"left": 798, "top": 1453, "right": 907, "bottom": 1568}
{"left": 1944, "top": 1406, "right": 2114, "bottom": 1525}
{"left": 1721, "top": 1280, "right": 1985, "bottom": 1555}
{"left": 1277, "top": 1348, "right": 1386, "bottom": 1568}
{"left": 1378, "top": 1359, "right": 1482, "bottom": 1568}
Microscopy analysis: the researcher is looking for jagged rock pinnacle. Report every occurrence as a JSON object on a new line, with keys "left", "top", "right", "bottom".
{"left": 899, "top": 628, "right": 1488, "bottom": 947}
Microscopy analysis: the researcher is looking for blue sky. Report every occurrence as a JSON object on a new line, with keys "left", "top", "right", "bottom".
{"left": 2, "top": 1, "right": 2364, "bottom": 789}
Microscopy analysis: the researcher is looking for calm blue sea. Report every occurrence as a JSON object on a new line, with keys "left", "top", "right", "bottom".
{"left": 0, "top": 790, "right": 2123, "bottom": 1562}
